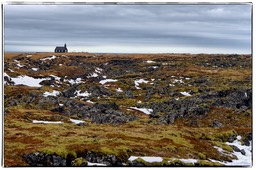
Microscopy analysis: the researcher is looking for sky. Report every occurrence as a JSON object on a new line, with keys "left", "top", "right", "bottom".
{"left": 4, "top": 3, "right": 252, "bottom": 54}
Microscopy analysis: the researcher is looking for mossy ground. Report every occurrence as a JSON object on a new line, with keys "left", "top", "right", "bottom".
{"left": 4, "top": 52, "right": 251, "bottom": 166}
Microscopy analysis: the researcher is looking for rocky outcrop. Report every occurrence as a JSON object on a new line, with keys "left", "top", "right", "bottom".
{"left": 23, "top": 152, "right": 66, "bottom": 166}
{"left": 24, "top": 151, "right": 124, "bottom": 167}
{"left": 145, "top": 88, "right": 251, "bottom": 125}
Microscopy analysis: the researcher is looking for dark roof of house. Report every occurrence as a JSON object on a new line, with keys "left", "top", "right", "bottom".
{"left": 55, "top": 46, "right": 67, "bottom": 50}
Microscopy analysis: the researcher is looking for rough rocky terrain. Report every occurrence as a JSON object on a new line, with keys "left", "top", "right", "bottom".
{"left": 4, "top": 52, "right": 252, "bottom": 166}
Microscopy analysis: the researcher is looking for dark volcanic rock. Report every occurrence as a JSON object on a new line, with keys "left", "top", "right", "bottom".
{"left": 39, "top": 77, "right": 55, "bottom": 86}
{"left": 89, "top": 86, "right": 112, "bottom": 97}
{"left": 24, "top": 152, "right": 66, "bottom": 167}
{"left": 4, "top": 76, "right": 14, "bottom": 85}
{"left": 62, "top": 85, "right": 79, "bottom": 98}
{"left": 81, "top": 151, "right": 123, "bottom": 166}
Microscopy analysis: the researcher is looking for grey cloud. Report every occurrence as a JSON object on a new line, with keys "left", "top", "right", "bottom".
{"left": 4, "top": 4, "right": 251, "bottom": 53}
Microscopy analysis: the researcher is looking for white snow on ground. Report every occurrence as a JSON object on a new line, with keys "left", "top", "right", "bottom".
{"left": 59, "top": 103, "right": 64, "bottom": 106}
{"left": 14, "top": 60, "right": 25, "bottom": 68}
{"left": 70, "top": 119, "right": 84, "bottom": 125}
{"left": 95, "top": 67, "right": 103, "bottom": 73}
{"left": 87, "top": 73, "right": 98, "bottom": 78}
{"left": 169, "top": 84, "right": 175, "bottom": 87}
{"left": 8, "top": 68, "right": 15, "bottom": 72}
{"left": 86, "top": 100, "right": 95, "bottom": 104}
{"left": 173, "top": 79, "right": 184, "bottom": 84}
{"left": 185, "top": 77, "right": 191, "bottom": 80}
{"left": 26, "top": 55, "right": 32, "bottom": 58}
{"left": 151, "top": 66, "right": 159, "bottom": 69}
{"left": 32, "top": 120, "right": 63, "bottom": 124}
{"left": 99, "top": 79, "right": 118, "bottom": 85}
{"left": 4, "top": 72, "right": 10, "bottom": 77}
{"left": 50, "top": 75, "right": 61, "bottom": 81}
{"left": 87, "top": 162, "right": 107, "bottom": 166}
{"left": 43, "top": 90, "right": 60, "bottom": 97}
{"left": 59, "top": 64, "right": 62, "bottom": 66}
{"left": 87, "top": 68, "right": 103, "bottom": 78}
{"left": 180, "top": 91, "right": 192, "bottom": 96}
{"left": 16, "top": 63, "right": 25, "bottom": 68}
{"left": 75, "top": 90, "right": 91, "bottom": 97}
{"left": 213, "top": 135, "right": 252, "bottom": 166}
{"left": 11, "top": 75, "right": 50, "bottom": 87}
{"left": 134, "top": 79, "right": 149, "bottom": 89}
{"left": 40, "top": 55, "right": 57, "bottom": 61}
{"left": 145, "top": 60, "right": 156, "bottom": 64}
{"left": 116, "top": 88, "right": 123, "bottom": 92}
{"left": 4, "top": 73, "right": 11, "bottom": 85}
{"left": 66, "top": 78, "right": 83, "bottom": 85}
{"left": 224, "top": 140, "right": 252, "bottom": 166}
{"left": 103, "top": 76, "right": 107, "bottom": 78}
{"left": 32, "top": 68, "right": 39, "bottom": 71}
{"left": 130, "top": 107, "right": 153, "bottom": 115}
{"left": 128, "top": 156, "right": 163, "bottom": 163}
{"left": 178, "top": 159, "right": 198, "bottom": 164}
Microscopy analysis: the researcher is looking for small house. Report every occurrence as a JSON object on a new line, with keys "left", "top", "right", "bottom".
{"left": 55, "top": 44, "right": 68, "bottom": 53}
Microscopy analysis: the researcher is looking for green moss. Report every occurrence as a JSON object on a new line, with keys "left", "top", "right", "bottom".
{"left": 214, "top": 130, "right": 237, "bottom": 142}
{"left": 71, "top": 157, "right": 88, "bottom": 166}
{"left": 211, "top": 141, "right": 233, "bottom": 152}
{"left": 136, "top": 157, "right": 147, "bottom": 164}
{"left": 197, "top": 152, "right": 206, "bottom": 160}
{"left": 199, "top": 133, "right": 214, "bottom": 141}
{"left": 41, "top": 147, "right": 77, "bottom": 159}
{"left": 197, "top": 160, "right": 224, "bottom": 166}
{"left": 168, "top": 159, "right": 185, "bottom": 166}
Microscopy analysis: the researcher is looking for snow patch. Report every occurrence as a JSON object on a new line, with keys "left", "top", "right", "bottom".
{"left": 43, "top": 90, "right": 60, "bottom": 97}
{"left": 86, "top": 100, "right": 95, "bottom": 104}
{"left": 12, "top": 75, "right": 50, "bottom": 87}
{"left": 66, "top": 78, "right": 83, "bottom": 85}
{"left": 70, "top": 119, "right": 84, "bottom": 125}
{"left": 75, "top": 90, "right": 91, "bottom": 97}
{"left": 116, "top": 88, "right": 123, "bottom": 92}
{"left": 32, "top": 68, "right": 39, "bottom": 71}
{"left": 8, "top": 68, "right": 15, "bottom": 72}
{"left": 32, "top": 120, "right": 63, "bottom": 124}
{"left": 95, "top": 67, "right": 103, "bottom": 73}
{"left": 180, "top": 91, "right": 191, "bottom": 96}
{"left": 87, "top": 73, "right": 98, "bottom": 78}
{"left": 87, "top": 162, "right": 107, "bottom": 166}
{"left": 179, "top": 159, "right": 198, "bottom": 164}
{"left": 214, "top": 138, "right": 252, "bottom": 166}
{"left": 173, "top": 79, "right": 184, "bottom": 84}
{"left": 128, "top": 156, "right": 163, "bottom": 163}
{"left": 134, "top": 79, "right": 149, "bottom": 89}
{"left": 99, "top": 79, "right": 118, "bottom": 85}
{"left": 130, "top": 107, "right": 153, "bottom": 115}
{"left": 40, "top": 55, "right": 57, "bottom": 61}
{"left": 145, "top": 60, "right": 156, "bottom": 64}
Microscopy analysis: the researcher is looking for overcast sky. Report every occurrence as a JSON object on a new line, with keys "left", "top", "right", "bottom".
{"left": 4, "top": 4, "right": 252, "bottom": 54}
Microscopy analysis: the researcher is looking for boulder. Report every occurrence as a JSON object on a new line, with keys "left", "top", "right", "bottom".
{"left": 24, "top": 152, "right": 66, "bottom": 167}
